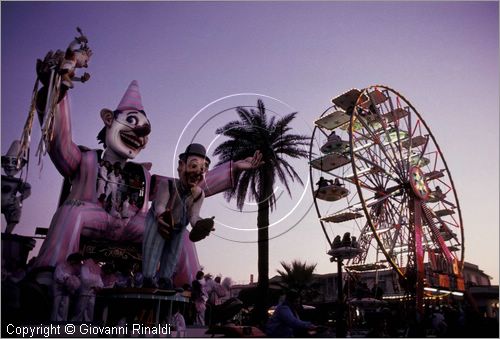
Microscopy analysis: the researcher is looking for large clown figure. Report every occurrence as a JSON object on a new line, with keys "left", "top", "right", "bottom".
{"left": 34, "top": 81, "right": 154, "bottom": 267}
{"left": 34, "top": 80, "right": 260, "bottom": 285}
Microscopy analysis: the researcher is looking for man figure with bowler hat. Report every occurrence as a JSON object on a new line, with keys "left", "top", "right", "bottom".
{"left": 142, "top": 143, "right": 216, "bottom": 287}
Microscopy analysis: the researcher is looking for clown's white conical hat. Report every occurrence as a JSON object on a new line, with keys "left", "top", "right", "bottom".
{"left": 116, "top": 80, "right": 144, "bottom": 112}
{"left": 4, "top": 140, "right": 22, "bottom": 158}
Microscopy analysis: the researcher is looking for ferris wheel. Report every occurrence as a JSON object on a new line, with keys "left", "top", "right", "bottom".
{"left": 309, "top": 85, "right": 465, "bottom": 308}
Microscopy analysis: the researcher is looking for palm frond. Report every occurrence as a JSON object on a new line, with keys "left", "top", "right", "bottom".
{"left": 234, "top": 170, "right": 253, "bottom": 210}
{"left": 215, "top": 120, "right": 245, "bottom": 135}
{"left": 270, "top": 112, "right": 298, "bottom": 139}
{"left": 213, "top": 99, "right": 308, "bottom": 212}
{"left": 277, "top": 158, "right": 303, "bottom": 187}
{"left": 274, "top": 163, "right": 292, "bottom": 196}
{"left": 236, "top": 107, "right": 255, "bottom": 126}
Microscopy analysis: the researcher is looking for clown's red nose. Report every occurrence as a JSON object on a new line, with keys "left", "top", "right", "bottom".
{"left": 134, "top": 124, "right": 151, "bottom": 137}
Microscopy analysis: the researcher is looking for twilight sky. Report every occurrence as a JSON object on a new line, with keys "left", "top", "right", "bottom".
{"left": 2, "top": 1, "right": 498, "bottom": 284}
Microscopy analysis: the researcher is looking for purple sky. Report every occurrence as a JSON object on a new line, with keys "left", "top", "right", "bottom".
{"left": 2, "top": 1, "right": 498, "bottom": 284}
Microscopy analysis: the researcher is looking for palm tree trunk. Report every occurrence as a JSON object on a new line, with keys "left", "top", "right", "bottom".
{"left": 256, "top": 181, "right": 270, "bottom": 326}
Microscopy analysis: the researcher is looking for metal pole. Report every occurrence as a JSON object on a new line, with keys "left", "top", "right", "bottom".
{"left": 337, "top": 259, "right": 346, "bottom": 338}
{"left": 155, "top": 299, "right": 161, "bottom": 325}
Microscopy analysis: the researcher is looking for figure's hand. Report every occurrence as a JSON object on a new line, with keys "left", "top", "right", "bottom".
{"left": 234, "top": 150, "right": 264, "bottom": 171}
{"left": 191, "top": 186, "right": 203, "bottom": 201}
{"left": 81, "top": 72, "right": 90, "bottom": 82}
{"left": 157, "top": 210, "right": 174, "bottom": 240}
{"left": 189, "top": 217, "right": 215, "bottom": 242}
{"left": 157, "top": 215, "right": 171, "bottom": 228}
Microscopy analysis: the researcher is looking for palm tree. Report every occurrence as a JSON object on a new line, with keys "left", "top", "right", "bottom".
{"left": 276, "top": 260, "right": 318, "bottom": 304}
{"left": 213, "top": 99, "right": 309, "bottom": 323}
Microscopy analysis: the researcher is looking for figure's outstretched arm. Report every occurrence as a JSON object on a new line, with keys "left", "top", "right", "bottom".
{"left": 36, "top": 31, "right": 90, "bottom": 177}
{"left": 200, "top": 150, "right": 263, "bottom": 197}
{"left": 46, "top": 95, "right": 82, "bottom": 177}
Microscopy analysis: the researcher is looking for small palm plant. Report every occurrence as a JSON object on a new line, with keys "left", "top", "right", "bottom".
{"left": 277, "top": 260, "right": 319, "bottom": 304}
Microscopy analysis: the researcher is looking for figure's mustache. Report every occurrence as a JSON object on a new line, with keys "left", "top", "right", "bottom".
{"left": 184, "top": 171, "right": 204, "bottom": 184}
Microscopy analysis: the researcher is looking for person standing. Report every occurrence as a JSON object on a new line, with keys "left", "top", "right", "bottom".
{"left": 72, "top": 256, "right": 103, "bottom": 322}
{"left": 170, "top": 304, "right": 187, "bottom": 337}
{"left": 51, "top": 253, "right": 83, "bottom": 321}
{"left": 205, "top": 275, "right": 228, "bottom": 326}
{"left": 208, "top": 276, "right": 227, "bottom": 307}
{"left": 191, "top": 270, "right": 208, "bottom": 326}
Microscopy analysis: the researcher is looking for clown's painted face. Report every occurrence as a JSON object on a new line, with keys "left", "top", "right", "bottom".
{"left": 178, "top": 155, "right": 209, "bottom": 189}
{"left": 104, "top": 109, "right": 151, "bottom": 159}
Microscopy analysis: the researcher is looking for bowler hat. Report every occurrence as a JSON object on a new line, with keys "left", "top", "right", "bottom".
{"left": 179, "top": 143, "right": 211, "bottom": 164}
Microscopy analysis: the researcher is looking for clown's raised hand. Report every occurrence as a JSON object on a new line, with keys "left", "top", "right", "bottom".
{"left": 234, "top": 150, "right": 264, "bottom": 171}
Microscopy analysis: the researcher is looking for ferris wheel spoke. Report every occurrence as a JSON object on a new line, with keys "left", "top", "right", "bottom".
{"left": 372, "top": 146, "right": 402, "bottom": 182}
{"left": 353, "top": 161, "right": 383, "bottom": 189}
{"left": 379, "top": 118, "right": 409, "bottom": 177}
{"left": 368, "top": 202, "right": 402, "bottom": 266}
{"left": 353, "top": 152, "right": 399, "bottom": 182}
{"left": 443, "top": 212, "right": 461, "bottom": 229}
{"left": 420, "top": 203, "right": 454, "bottom": 261}
{"left": 409, "top": 133, "right": 430, "bottom": 166}
{"left": 361, "top": 188, "right": 405, "bottom": 210}
{"left": 351, "top": 121, "right": 406, "bottom": 182}
{"left": 367, "top": 94, "right": 412, "bottom": 180}
{"left": 354, "top": 114, "right": 406, "bottom": 179}
{"left": 375, "top": 137, "right": 407, "bottom": 182}
{"left": 352, "top": 142, "right": 386, "bottom": 182}
{"left": 392, "top": 105, "right": 418, "bottom": 179}
{"left": 385, "top": 196, "right": 410, "bottom": 255}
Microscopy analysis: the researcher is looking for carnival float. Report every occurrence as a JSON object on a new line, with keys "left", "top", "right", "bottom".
{"left": 2, "top": 28, "right": 259, "bottom": 329}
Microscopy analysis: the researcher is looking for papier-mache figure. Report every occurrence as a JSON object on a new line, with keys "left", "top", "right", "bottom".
{"left": 34, "top": 80, "right": 153, "bottom": 268}
{"left": 142, "top": 143, "right": 215, "bottom": 287}
{"left": 60, "top": 27, "right": 92, "bottom": 91}
{"left": 1, "top": 140, "right": 31, "bottom": 234}
{"left": 32, "top": 74, "right": 263, "bottom": 285}
{"left": 34, "top": 27, "right": 92, "bottom": 111}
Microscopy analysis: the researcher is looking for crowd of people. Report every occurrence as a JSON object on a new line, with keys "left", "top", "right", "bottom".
{"left": 51, "top": 253, "right": 103, "bottom": 322}
{"left": 2, "top": 254, "right": 499, "bottom": 338}
{"left": 48, "top": 258, "right": 236, "bottom": 327}
{"left": 190, "top": 270, "right": 232, "bottom": 327}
